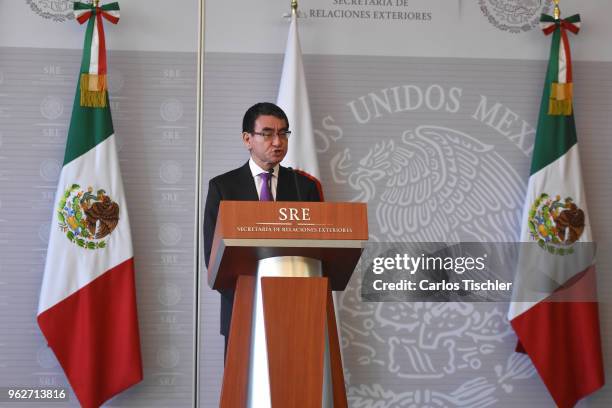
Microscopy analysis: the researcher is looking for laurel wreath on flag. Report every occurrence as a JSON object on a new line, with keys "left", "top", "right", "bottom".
{"left": 528, "top": 193, "right": 578, "bottom": 255}
{"left": 57, "top": 184, "right": 108, "bottom": 250}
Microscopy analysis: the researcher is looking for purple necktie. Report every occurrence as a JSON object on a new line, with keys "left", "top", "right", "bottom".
{"left": 259, "top": 172, "right": 273, "bottom": 201}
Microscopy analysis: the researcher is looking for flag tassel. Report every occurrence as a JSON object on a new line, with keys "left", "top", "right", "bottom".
{"left": 548, "top": 81, "right": 574, "bottom": 115}
{"left": 74, "top": 1, "right": 120, "bottom": 108}
{"left": 79, "top": 73, "right": 107, "bottom": 108}
{"left": 540, "top": 11, "right": 581, "bottom": 117}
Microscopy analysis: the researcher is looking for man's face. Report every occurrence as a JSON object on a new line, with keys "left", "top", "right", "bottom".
{"left": 242, "top": 115, "right": 288, "bottom": 170}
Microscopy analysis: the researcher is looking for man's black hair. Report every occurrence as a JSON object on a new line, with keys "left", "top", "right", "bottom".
{"left": 242, "top": 102, "right": 289, "bottom": 133}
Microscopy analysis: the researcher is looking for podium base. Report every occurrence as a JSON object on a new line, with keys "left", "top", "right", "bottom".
{"left": 221, "top": 256, "right": 347, "bottom": 407}
{"left": 248, "top": 256, "right": 333, "bottom": 408}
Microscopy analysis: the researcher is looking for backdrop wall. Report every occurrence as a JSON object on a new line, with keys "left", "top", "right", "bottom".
{"left": 0, "top": 0, "right": 611, "bottom": 407}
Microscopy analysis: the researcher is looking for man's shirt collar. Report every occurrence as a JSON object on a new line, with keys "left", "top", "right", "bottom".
{"left": 248, "top": 158, "right": 279, "bottom": 179}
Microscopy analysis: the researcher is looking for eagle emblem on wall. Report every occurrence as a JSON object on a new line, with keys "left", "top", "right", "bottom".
{"left": 479, "top": 0, "right": 552, "bottom": 33}
{"left": 25, "top": 0, "right": 79, "bottom": 22}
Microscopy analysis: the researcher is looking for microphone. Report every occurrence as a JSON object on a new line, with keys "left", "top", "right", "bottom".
{"left": 267, "top": 168, "right": 274, "bottom": 201}
{"left": 286, "top": 167, "right": 302, "bottom": 201}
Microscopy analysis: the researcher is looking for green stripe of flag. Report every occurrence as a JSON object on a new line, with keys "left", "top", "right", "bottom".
{"left": 63, "top": 9, "right": 113, "bottom": 166}
{"left": 80, "top": 13, "right": 95, "bottom": 75}
{"left": 530, "top": 27, "right": 577, "bottom": 176}
{"left": 63, "top": 85, "right": 113, "bottom": 166}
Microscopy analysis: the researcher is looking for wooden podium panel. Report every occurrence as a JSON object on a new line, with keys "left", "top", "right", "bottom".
{"left": 219, "top": 276, "right": 255, "bottom": 407}
{"left": 212, "top": 201, "right": 368, "bottom": 240}
{"left": 261, "top": 277, "right": 328, "bottom": 408}
{"left": 326, "top": 291, "right": 348, "bottom": 408}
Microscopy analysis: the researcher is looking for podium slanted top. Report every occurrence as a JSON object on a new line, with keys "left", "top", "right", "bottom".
{"left": 208, "top": 201, "right": 368, "bottom": 291}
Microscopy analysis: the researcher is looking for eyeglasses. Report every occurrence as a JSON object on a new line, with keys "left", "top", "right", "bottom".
{"left": 251, "top": 130, "right": 291, "bottom": 140}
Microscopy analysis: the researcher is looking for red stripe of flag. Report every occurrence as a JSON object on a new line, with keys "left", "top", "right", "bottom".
{"left": 38, "top": 258, "right": 143, "bottom": 408}
{"left": 95, "top": 11, "right": 107, "bottom": 75}
{"left": 76, "top": 12, "right": 91, "bottom": 25}
{"left": 511, "top": 265, "right": 604, "bottom": 408}
{"left": 101, "top": 11, "right": 120, "bottom": 24}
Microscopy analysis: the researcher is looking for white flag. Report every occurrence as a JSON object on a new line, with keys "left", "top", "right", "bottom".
{"left": 278, "top": 14, "right": 322, "bottom": 189}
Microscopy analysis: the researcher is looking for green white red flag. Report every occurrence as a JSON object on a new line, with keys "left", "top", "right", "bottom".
{"left": 508, "top": 11, "right": 604, "bottom": 408}
{"left": 37, "top": 3, "right": 143, "bottom": 407}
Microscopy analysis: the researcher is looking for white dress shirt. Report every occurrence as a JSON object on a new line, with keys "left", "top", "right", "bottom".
{"left": 248, "top": 158, "right": 279, "bottom": 201}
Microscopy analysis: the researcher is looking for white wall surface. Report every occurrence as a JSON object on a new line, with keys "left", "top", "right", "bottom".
{"left": 205, "top": 0, "right": 612, "bottom": 61}
{"left": 0, "top": 0, "right": 198, "bottom": 52}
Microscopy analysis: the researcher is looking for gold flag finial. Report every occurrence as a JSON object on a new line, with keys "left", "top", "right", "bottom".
{"left": 553, "top": 0, "right": 560, "bottom": 20}
{"left": 93, "top": 0, "right": 100, "bottom": 7}
{"left": 291, "top": 0, "right": 298, "bottom": 16}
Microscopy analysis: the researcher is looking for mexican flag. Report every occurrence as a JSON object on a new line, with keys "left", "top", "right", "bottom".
{"left": 37, "top": 3, "right": 143, "bottom": 407}
{"left": 278, "top": 11, "right": 323, "bottom": 198}
{"left": 508, "top": 13, "right": 604, "bottom": 408}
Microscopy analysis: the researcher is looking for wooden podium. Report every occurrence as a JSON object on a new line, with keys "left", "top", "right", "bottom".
{"left": 208, "top": 201, "right": 368, "bottom": 408}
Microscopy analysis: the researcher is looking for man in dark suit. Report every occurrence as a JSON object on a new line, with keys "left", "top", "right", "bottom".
{"left": 204, "top": 102, "right": 321, "bottom": 353}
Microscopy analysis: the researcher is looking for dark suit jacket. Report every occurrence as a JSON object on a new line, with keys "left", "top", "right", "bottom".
{"left": 204, "top": 161, "right": 322, "bottom": 336}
